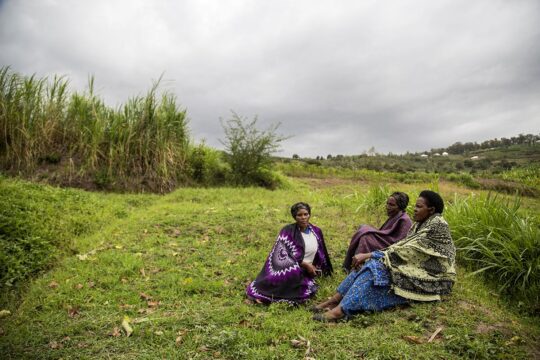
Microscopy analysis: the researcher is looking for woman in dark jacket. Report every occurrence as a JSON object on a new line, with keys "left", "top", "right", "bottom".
{"left": 343, "top": 192, "right": 412, "bottom": 271}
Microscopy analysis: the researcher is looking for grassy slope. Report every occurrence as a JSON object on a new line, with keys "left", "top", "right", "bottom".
{"left": 0, "top": 179, "right": 539, "bottom": 359}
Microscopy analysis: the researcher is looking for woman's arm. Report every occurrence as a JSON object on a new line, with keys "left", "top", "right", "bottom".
{"left": 352, "top": 252, "right": 373, "bottom": 269}
{"left": 300, "top": 261, "right": 318, "bottom": 277}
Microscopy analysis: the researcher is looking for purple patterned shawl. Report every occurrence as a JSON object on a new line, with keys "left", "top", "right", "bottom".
{"left": 246, "top": 223, "right": 333, "bottom": 304}
{"left": 342, "top": 211, "right": 412, "bottom": 271}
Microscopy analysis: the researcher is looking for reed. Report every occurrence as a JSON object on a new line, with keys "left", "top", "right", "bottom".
{"left": 0, "top": 67, "right": 191, "bottom": 192}
{"left": 445, "top": 193, "right": 540, "bottom": 310}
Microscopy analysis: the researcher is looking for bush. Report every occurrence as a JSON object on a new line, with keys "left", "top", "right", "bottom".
{"left": 249, "top": 168, "right": 289, "bottom": 190}
{"left": 189, "top": 143, "right": 231, "bottom": 186}
{"left": 220, "top": 112, "right": 287, "bottom": 188}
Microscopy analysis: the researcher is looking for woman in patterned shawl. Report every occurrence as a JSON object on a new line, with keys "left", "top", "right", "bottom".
{"left": 342, "top": 192, "right": 413, "bottom": 271}
{"left": 312, "top": 191, "right": 455, "bottom": 321}
{"left": 246, "top": 202, "right": 333, "bottom": 304}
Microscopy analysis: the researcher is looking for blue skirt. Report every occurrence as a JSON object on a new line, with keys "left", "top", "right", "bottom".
{"left": 337, "top": 251, "right": 408, "bottom": 316}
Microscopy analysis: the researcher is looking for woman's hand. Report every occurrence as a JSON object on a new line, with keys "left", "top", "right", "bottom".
{"left": 352, "top": 252, "right": 372, "bottom": 269}
{"left": 301, "top": 261, "right": 318, "bottom": 277}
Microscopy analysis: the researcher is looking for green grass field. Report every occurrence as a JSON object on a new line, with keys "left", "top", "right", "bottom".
{"left": 1, "top": 177, "right": 539, "bottom": 359}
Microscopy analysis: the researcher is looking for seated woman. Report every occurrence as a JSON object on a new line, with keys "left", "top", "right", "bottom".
{"left": 342, "top": 192, "right": 412, "bottom": 271}
{"left": 246, "top": 202, "right": 333, "bottom": 305}
{"left": 313, "top": 190, "right": 455, "bottom": 321}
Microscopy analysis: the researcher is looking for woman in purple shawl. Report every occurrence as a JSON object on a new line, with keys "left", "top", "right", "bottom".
{"left": 342, "top": 192, "right": 412, "bottom": 271}
{"left": 246, "top": 202, "right": 333, "bottom": 304}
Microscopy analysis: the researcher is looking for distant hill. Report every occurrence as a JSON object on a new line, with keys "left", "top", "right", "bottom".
{"left": 430, "top": 133, "right": 540, "bottom": 155}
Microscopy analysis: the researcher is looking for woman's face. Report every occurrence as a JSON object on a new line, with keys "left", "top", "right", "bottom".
{"left": 414, "top": 197, "right": 434, "bottom": 222}
{"left": 386, "top": 196, "right": 401, "bottom": 217}
{"left": 295, "top": 208, "right": 310, "bottom": 229}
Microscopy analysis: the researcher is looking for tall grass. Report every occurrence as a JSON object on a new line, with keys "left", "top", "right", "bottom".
{"left": 445, "top": 193, "right": 540, "bottom": 310}
{"left": 0, "top": 67, "right": 191, "bottom": 192}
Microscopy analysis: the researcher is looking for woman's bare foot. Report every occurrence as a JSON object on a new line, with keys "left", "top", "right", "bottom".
{"left": 311, "top": 293, "right": 343, "bottom": 312}
{"left": 313, "top": 305, "right": 345, "bottom": 322}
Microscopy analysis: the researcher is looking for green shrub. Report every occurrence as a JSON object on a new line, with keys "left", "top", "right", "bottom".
{"left": 220, "top": 112, "right": 287, "bottom": 188}
{"left": 189, "top": 143, "right": 231, "bottom": 186}
{"left": 249, "top": 168, "right": 290, "bottom": 190}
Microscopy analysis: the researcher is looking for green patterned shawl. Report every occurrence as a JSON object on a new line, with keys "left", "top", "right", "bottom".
{"left": 382, "top": 214, "right": 456, "bottom": 301}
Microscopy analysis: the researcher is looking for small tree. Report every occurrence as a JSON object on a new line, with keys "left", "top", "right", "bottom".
{"left": 220, "top": 111, "right": 288, "bottom": 186}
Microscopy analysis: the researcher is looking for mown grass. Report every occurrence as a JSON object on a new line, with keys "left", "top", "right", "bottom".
{"left": 1, "top": 177, "right": 539, "bottom": 359}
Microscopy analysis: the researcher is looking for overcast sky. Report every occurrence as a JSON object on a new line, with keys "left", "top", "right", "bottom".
{"left": 1, "top": 0, "right": 539, "bottom": 157}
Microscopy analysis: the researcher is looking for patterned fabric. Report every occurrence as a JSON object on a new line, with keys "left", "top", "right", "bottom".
{"left": 246, "top": 223, "right": 333, "bottom": 304}
{"left": 342, "top": 211, "right": 412, "bottom": 271}
{"left": 383, "top": 214, "right": 456, "bottom": 301}
{"left": 338, "top": 251, "right": 408, "bottom": 315}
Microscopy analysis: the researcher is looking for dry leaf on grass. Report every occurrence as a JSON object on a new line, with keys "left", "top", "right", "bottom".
{"left": 137, "top": 307, "right": 156, "bottom": 315}
{"left": 0, "top": 310, "right": 11, "bottom": 318}
{"left": 48, "top": 340, "right": 63, "bottom": 349}
{"left": 154, "top": 330, "right": 164, "bottom": 336}
{"left": 147, "top": 301, "right": 160, "bottom": 308}
{"left": 121, "top": 316, "right": 133, "bottom": 337}
{"left": 75, "top": 283, "right": 84, "bottom": 290}
{"left": 48, "top": 281, "right": 59, "bottom": 289}
{"left": 109, "top": 327, "right": 121, "bottom": 337}
{"left": 428, "top": 326, "right": 444, "bottom": 343}
{"left": 505, "top": 336, "right": 523, "bottom": 346}
{"left": 139, "top": 292, "right": 152, "bottom": 301}
{"left": 87, "top": 281, "right": 95, "bottom": 288}
{"left": 175, "top": 330, "right": 188, "bottom": 346}
{"left": 67, "top": 306, "right": 80, "bottom": 318}
{"left": 132, "top": 317, "right": 150, "bottom": 324}
{"left": 175, "top": 336, "right": 184, "bottom": 346}
{"left": 139, "top": 268, "right": 146, "bottom": 277}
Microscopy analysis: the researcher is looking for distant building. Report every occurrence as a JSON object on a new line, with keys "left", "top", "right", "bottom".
{"left": 442, "top": 152, "right": 449, "bottom": 156}
{"left": 471, "top": 156, "right": 479, "bottom": 160}
{"left": 420, "top": 154, "right": 428, "bottom": 158}
{"left": 434, "top": 153, "right": 441, "bottom": 156}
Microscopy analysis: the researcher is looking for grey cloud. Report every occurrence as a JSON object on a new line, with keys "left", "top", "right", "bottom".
{"left": 1, "top": 0, "right": 538, "bottom": 157}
